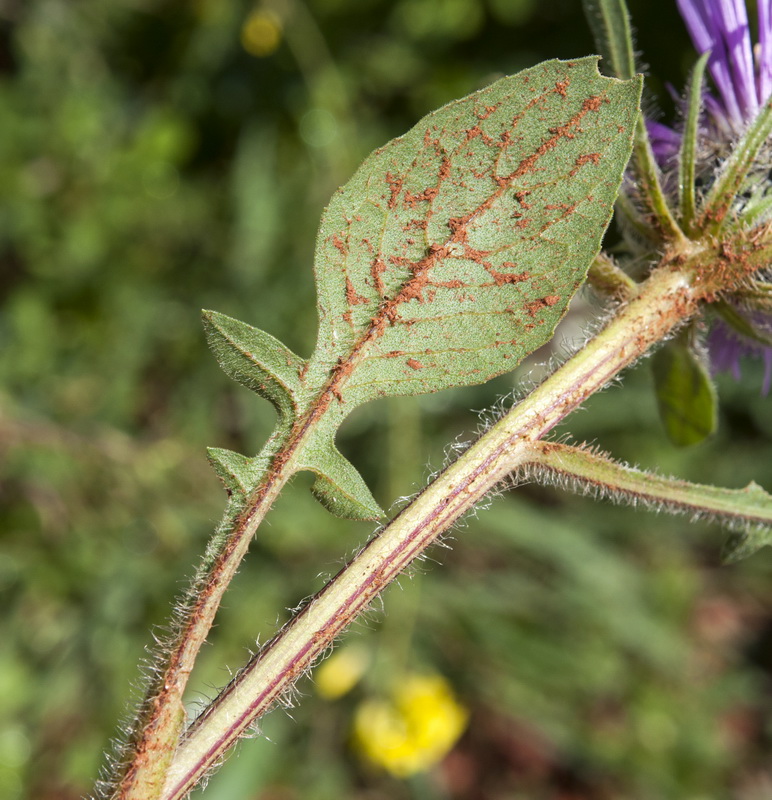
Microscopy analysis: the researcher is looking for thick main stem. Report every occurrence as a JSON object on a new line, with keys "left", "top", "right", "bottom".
{"left": 160, "top": 265, "right": 700, "bottom": 800}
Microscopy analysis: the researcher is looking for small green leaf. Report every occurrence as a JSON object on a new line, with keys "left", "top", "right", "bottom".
{"left": 740, "top": 189, "right": 772, "bottom": 226}
{"left": 632, "top": 120, "right": 686, "bottom": 243}
{"left": 307, "top": 450, "right": 382, "bottom": 521}
{"left": 722, "top": 490, "right": 772, "bottom": 561}
{"left": 652, "top": 335, "right": 717, "bottom": 446}
{"left": 202, "top": 310, "right": 306, "bottom": 428}
{"left": 207, "top": 448, "right": 266, "bottom": 502}
{"left": 586, "top": 253, "right": 638, "bottom": 298}
{"left": 582, "top": 1, "right": 682, "bottom": 242}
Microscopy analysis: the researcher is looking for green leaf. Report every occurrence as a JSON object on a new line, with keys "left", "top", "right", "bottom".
{"left": 740, "top": 189, "right": 772, "bottom": 226}
{"left": 722, "top": 495, "right": 772, "bottom": 561}
{"left": 632, "top": 119, "right": 685, "bottom": 243}
{"left": 586, "top": 253, "right": 638, "bottom": 299}
{"left": 202, "top": 310, "right": 305, "bottom": 430}
{"left": 306, "top": 442, "right": 382, "bottom": 521}
{"left": 307, "top": 57, "right": 642, "bottom": 407}
{"left": 652, "top": 334, "right": 717, "bottom": 446}
{"left": 206, "top": 58, "right": 641, "bottom": 519}
{"left": 582, "top": 0, "right": 683, "bottom": 242}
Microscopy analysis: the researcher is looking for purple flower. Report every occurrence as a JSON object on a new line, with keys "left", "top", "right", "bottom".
{"left": 649, "top": 0, "right": 772, "bottom": 156}
{"left": 676, "top": 0, "right": 771, "bottom": 127}
{"left": 708, "top": 319, "right": 772, "bottom": 395}
{"left": 649, "top": 0, "right": 772, "bottom": 393}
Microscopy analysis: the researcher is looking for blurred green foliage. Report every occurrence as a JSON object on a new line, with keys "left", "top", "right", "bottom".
{"left": 2, "top": 1, "right": 772, "bottom": 799}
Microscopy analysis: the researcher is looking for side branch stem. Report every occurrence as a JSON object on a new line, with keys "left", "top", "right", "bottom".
{"left": 160, "top": 265, "right": 700, "bottom": 800}
{"left": 527, "top": 440, "right": 772, "bottom": 526}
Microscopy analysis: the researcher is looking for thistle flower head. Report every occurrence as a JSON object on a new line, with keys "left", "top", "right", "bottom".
{"left": 647, "top": 0, "right": 772, "bottom": 393}
{"left": 650, "top": 0, "right": 772, "bottom": 157}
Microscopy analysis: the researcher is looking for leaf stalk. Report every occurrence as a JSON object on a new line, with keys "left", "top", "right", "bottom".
{"left": 159, "top": 264, "right": 701, "bottom": 800}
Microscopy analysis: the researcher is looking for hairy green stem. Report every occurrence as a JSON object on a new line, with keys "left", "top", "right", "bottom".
{"left": 159, "top": 264, "right": 700, "bottom": 800}
{"left": 527, "top": 440, "right": 772, "bottom": 528}
{"left": 587, "top": 253, "right": 639, "bottom": 299}
{"left": 111, "top": 466, "right": 292, "bottom": 800}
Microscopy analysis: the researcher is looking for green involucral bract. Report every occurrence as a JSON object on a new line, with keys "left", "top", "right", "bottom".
{"left": 204, "top": 56, "right": 642, "bottom": 520}
{"left": 652, "top": 334, "right": 717, "bottom": 447}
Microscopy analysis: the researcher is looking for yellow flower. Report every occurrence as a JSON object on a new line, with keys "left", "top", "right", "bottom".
{"left": 240, "top": 8, "right": 282, "bottom": 58}
{"left": 352, "top": 673, "right": 468, "bottom": 778}
{"left": 315, "top": 645, "right": 370, "bottom": 700}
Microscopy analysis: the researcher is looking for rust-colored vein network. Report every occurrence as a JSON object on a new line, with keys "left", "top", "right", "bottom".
{"left": 319, "top": 76, "right": 608, "bottom": 401}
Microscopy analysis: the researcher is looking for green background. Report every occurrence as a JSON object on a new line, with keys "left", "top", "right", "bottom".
{"left": 2, "top": 1, "right": 772, "bottom": 798}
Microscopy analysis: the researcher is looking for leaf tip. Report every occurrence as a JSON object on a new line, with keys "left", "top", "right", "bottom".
{"left": 311, "top": 475, "right": 384, "bottom": 521}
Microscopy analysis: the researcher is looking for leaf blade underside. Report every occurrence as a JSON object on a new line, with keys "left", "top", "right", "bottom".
{"left": 207, "top": 57, "right": 641, "bottom": 518}
{"left": 309, "top": 57, "right": 642, "bottom": 407}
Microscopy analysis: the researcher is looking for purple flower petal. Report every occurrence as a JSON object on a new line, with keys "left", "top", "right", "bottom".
{"left": 763, "top": 349, "right": 772, "bottom": 394}
{"left": 646, "top": 120, "right": 682, "bottom": 165}
{"left": 677, "top": 0, "right": 745, "bottom": 123}
{"left": 714, "top": 0, "right": 758, "bottom": 118}
{"left": 677, "top": 0, "right": 772, "bottom": 122}
{"left": 758, "top": 0, "right": 772, "bottom": 103}
{"left": 703, "top": 93, "right": 734, "bottom": 134}
{"left": 665, "top": 0, "right": 772, "bottom": 395}
{"left": 708, "top": 322, "right": 744, "bottom": 379}
{"left": 707, "top": 320, "right": 772, "bottom": 395}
